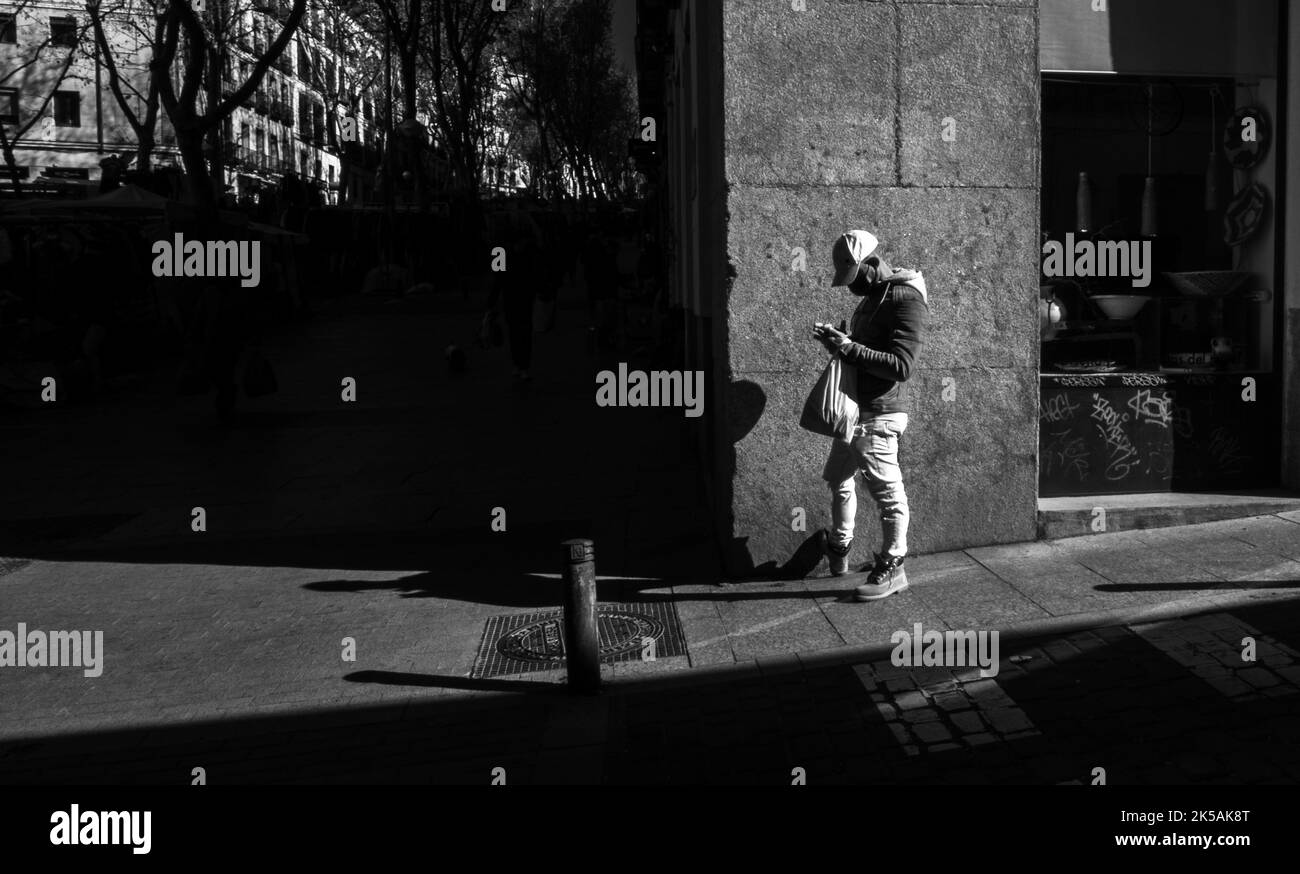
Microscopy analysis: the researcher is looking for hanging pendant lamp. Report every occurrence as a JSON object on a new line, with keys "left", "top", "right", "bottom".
{"left": 1140, "top": 85, "right": 1158, "bottom": 237}
{"left": 1205, "top": 86, "right": 1220, "bottom": 211}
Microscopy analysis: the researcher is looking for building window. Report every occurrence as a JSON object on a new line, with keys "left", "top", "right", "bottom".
{"left": 0, "top": 88, "right": 17, "bottom": 123}
{"left": 0, "top": 13, "right": 17, "bottom": 44}
{"left": 254, "top": 127, "right": 264, "bottom": 153}
{"left": 53, "top": 91, "right": 80, "bottom": 127}
{"left": 49, "top": 16, "right": 77, "bottom": 48}
{"left": 269, "top": 133, "right": 279, "bottom": 165}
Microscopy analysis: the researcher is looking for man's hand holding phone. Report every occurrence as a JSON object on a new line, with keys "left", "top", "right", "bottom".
{"left": 813, "top": 321, "right": 849, "bottom": 353}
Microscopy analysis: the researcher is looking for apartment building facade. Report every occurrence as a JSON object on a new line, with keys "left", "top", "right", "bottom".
{"left": 0, "top": 0, "right": 383, "bottom": 205}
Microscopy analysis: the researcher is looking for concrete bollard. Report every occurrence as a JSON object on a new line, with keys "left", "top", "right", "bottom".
{"left": 562, "top": 538, "right": 600, "bottom": 693}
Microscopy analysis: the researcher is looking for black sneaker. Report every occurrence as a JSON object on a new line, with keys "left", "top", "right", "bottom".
{"left": 854, "top": 553, "right": 909, "bottom": 601}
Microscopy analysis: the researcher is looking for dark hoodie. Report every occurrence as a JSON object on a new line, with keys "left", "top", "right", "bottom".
{"left": 838, "top": 257, "right": 930, "bottom": 415}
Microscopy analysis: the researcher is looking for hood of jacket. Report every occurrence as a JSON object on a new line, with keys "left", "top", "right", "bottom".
{"left": 885, "top": 268, "right": 927, "bottom": 306}
{"left": 858, "top": 256, "right": 927, "bottom": 305}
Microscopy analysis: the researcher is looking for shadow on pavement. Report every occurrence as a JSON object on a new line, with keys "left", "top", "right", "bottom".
{"left": 1095, "top": 579, "right": 1300, "bottom": 592}
{"left": 343, "top": 670, "right": 568, "bottom": 695}
{"left": 3, "top": 608, "right": 1300, "bottom": 785}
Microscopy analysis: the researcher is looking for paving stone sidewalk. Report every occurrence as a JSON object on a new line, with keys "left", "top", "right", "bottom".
{"left": 4, "top": 599, "right": 1300, "bottom": 785}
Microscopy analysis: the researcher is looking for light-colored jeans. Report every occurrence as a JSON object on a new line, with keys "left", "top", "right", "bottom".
{"left": 821, "top": 413, "right": 910, "bottom": 558}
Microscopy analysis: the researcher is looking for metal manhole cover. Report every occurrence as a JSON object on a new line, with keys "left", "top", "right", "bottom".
{"left": 473, "top": 601, "right": 687, "bottom": 679}
{"left": 498, "top": 611, "right": 666, "bottom": 663}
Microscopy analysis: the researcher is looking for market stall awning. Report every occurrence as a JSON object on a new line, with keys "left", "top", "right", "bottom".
{"left": 18, "top": 183, "right": 173, "bottom": 213}
{"left": 248, "top": 221, "right": 310, "bottom": 243}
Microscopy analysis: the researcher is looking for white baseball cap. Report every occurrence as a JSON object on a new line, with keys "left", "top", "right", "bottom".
{"left": 831, "top": 230, "right": 879, "bottom": 287}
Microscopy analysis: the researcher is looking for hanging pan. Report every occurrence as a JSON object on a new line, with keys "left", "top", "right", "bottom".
{"left": 1223, "top": 106, "right": 1271, "bottom": 169}
{"left": 1223, "top": 182, "right": 1268, "bottom": 247}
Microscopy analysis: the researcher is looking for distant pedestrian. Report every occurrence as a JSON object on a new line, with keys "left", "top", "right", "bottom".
{"left": 534, "top": 215, "right": 562, "bottom": 333}
{"left": 813, "top": 230, "right": 929, "bottom": 601}
{"left": 581, "top": 223, "right": 619, "bottom": 351}
{"left": 486, "top": 215, "right": 541, "bottom": 382}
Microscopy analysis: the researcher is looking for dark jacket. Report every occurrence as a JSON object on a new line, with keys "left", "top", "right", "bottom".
{"left": 838, "top": 272, "right": 929, "bottom": 415}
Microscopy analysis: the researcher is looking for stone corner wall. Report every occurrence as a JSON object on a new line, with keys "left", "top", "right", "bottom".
{"left": 718, "top": 0, "right": 1041, "bottom": 575}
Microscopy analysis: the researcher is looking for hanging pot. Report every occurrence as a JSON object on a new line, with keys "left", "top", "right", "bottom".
{"left": 1223, "top": 106, "right": 1271, "bottom": 169}
{"left": 1223, "top": 183, "right": 1268, "bottom": 247}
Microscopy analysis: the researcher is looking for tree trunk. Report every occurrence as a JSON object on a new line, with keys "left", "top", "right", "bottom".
{"left": 0, "top": 124, "right": 22, "bottom": 197}
{"left": 399, "top": 46, "right": 418, "bottom": 123}
{"left": 135, "top": 136, "right": 154, "bottom": 174}
{"left": 178, "top": 128, "right": 215, "bottom": 215}
{"left": 205, "top": 49, "right": 224, "bottom": 208}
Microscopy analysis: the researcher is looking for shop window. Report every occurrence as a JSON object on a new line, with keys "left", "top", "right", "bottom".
{"left": 49, "top": 16, "right": 76, "bottom": 48}
{"left": 0, "top": 87, "right": 17, "bottom": 124}
{"left": 1038, "top": 0, "right": 1283, "bottom": 497}
{"left": 53, "top": 91, "right": 80, "bottom": 127}
{"left": 1040, "top": 74, "right": 1266, "bottom": 373}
